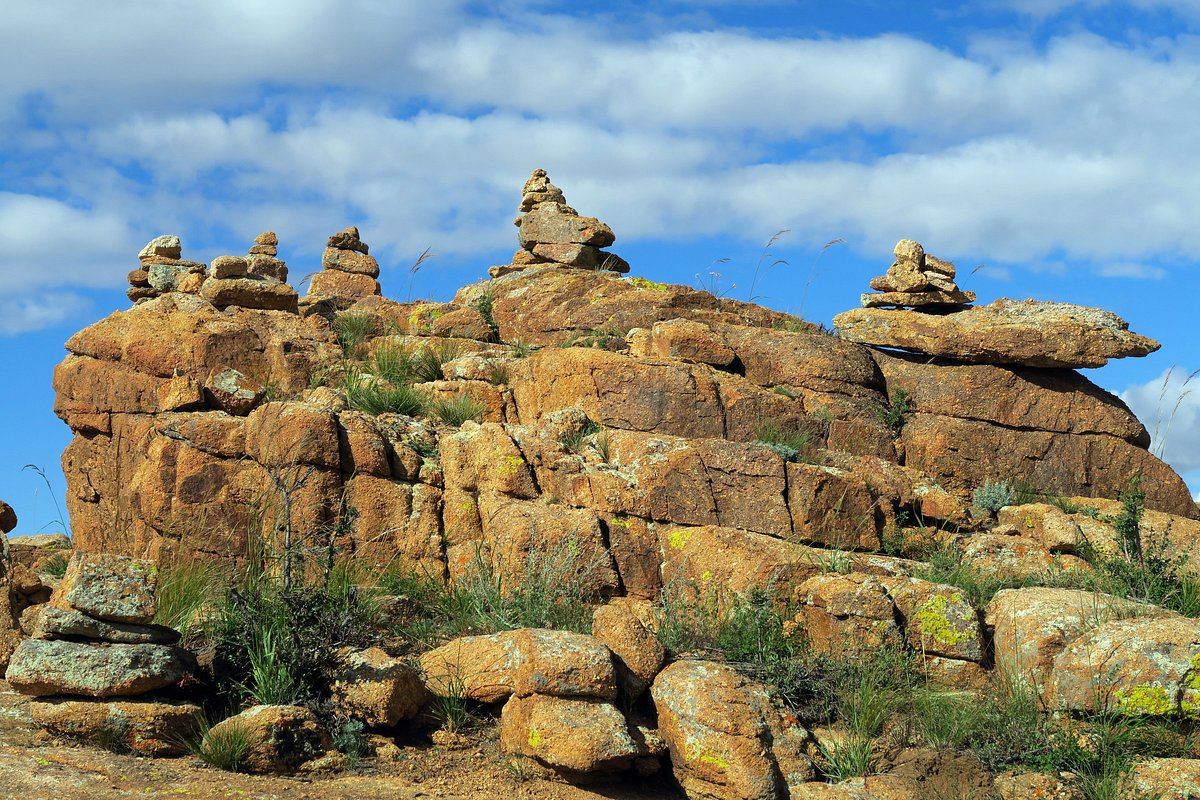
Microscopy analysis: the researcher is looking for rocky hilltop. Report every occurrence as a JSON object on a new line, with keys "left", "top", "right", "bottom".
{"left": 3, "top": 170, "right": 1198, "bottom": 798}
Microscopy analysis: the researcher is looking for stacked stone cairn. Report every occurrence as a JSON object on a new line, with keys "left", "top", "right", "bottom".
{"left": 861, "top": 239, "right": 976, "bottom": 308}
{"left": 126, "top": 235, "right": 207, "bottom": 303}
{"left": 5, "top": 552, "right": 200, "bottom": 756}
{"left": 490, "top": 169, "right": 629, "bottom": 277}
{"left": 200, "top": 231, "right": 299, "bottom": 312}
{"left": 303, "top": 226, "right": 382, "bottom": 312}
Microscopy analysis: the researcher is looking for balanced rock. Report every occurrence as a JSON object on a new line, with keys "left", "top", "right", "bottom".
{"left": 200, "top": 275, "right": 300, "bottom": 313}
{"left": 138, "top": 235, "right": 181, "bottom": 262}
{"left": 0, "top": 500, "right": 16, "bottom": 533}
{"left": 6, "top": 639, "right": 193, "bottom": 697}
{"left": 834, "top": 299, "right": 1160, "bottom": 368}
{"left": 249, "top": 230, "right": 278, "bottom": 256}
{"left": 204, "top": 367, "right": 264, "bottom": 416}
{"left": 53, "top": 552, "right": 157, "bottom": 624}
{"left": 861, "top": 239, "right": 975, "bottom": 308}
{"left": 305, "top": 227, "right": 382, "bottom": 308}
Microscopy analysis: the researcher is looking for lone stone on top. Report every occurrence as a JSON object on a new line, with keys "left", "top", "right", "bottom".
{"left": 490, "top": 169, "right": 630, "bottom": 277}
{"left": 861, "top": 239, "right": 976, "bottom": 309}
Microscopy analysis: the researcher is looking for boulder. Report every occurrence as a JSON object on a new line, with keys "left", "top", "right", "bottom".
{"left": 6, "top": 639, "right": 194, "bottom": 697}
{"left": 330, "top": 646, "right": 426, "bottom": 728}
{"left": 877, "top": 576, "right": 983, "bottom": 662}
{"left": 986, "top": 587, "right": 1172, "bottom": 696}
{"left": 205, "top": 704, "right": 331, "bottom": 775}
{"left": 209, "top": 255, "right": 248, "bottom": 279}
{"left": 322, "top": 247, "right": 380, "bottom": 277}
{"left": 1132, "top": 758, "right": 1200, "bottom": 800}
{"left": 652, "top": 660, "right": 814, "bottom": 800}
{"left": 327, "top": 226, "right": 368, "bottom": 253}
{"left": 138, "top": 235, "right": 182, "bottom": 261}
{"left": 53, "top": 552, "right": 157, "bottom": 624}
{"left": 792, "top": 573, "right": 901, "bottom": 657}
{"left": 518, "top": 204, "right": 615, "bottom": 249}
{"left": 499, "top": 694, "right": 639, "bottom": 776}
{"left": 1043, "top": 614, "right": 1200, "bottom": 715}
{"left": 0, "top": 500, "right": 16, "bottom": 533}
{"left": 834, "top": 299, "right": 1160, "bottom": 368}
{"left": 204, "top": 367, "right": 264, "bottom": 416}
{"left": 419, "top": 628, "right": 617, "bottom": 703}
{"left": 31, "top": 605, "right": 180, "bottom": 645}
{"left": 29, "top": 699, "right": 201, "bottom": 756}
{"left": 307, "top": 269, "right": 381, "bottom": 302}
{"left": 591, "top": 600, "right": 666, "bottom": 698}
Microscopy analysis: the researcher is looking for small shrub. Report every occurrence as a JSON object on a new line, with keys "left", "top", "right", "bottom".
{"left": 468, "top": 287, "right": 499, "bottom": 341}
{"left": 486, "top": 362, "right": 510, "bottom": 386}
{"left": 558, "top": 420, "right": 602, "bottom": 454}
{"left": 332, "top": 719, "right": 369, "bottom": 759}
{"left": 1115, "top": 477, "right": 1145, "bottom": 562}
{"left": 510, "top": 339, "right": 532, "bottom": 358}
{"left": 972, "top": 480, "right": 1016, "bottom": 513}
{"left": 877, "top": 388, "right": 913, "bottom": 435}
{"left": 429, "top": 394, "right": 485, "bottom": 427}
{"left": 772, "top": 385, "right": 798, "bottom": 399}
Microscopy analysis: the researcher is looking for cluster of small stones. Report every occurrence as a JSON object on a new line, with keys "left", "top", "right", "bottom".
{"left": 5, "top": 553, "right": 199, "bottom": 756}
{"left": 127, "top": 232, "right": 299, "bottom": 313}
{"left": 862, "top": 239, "right": 976, "bottom": 308}
{"left": 302, "top": 226, "right": 382, "bottom": 312}
{"left": 126, "top": 235, "right": 206, "bottom": 303}
{"left": 490, "top": 168, "right": 630, "bottom": 278}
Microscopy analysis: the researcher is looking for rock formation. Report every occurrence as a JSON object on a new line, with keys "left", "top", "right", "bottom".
{"left": 490, "top": 169, "right": 629, "bottom": 277}
{"left": 25, "top": 171, "right": 1200, "bottom": 797}
{"left": 126, "top": 235, "right": 207, "bottom": 303}
{"left": 861, "top": 239, "right": 975, "bottom": 308}
{"left": 6, "top": 552, "right": 199, "bottom": 755}
{"left": 303, "top": 226, "right": 382, "bottom": 312}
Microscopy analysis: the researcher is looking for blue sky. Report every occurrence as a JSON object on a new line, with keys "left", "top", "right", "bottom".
{"left": 3, "top": 0, "right": 1200, "bottom": 536}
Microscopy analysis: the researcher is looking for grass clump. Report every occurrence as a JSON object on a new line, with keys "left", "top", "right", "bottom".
{"left": 752, "top": 420, "right": 814, "bottom": 464}
{"left": 188, "top": 715, "right": 250, "bottom": 772}
{"left": 341, "top": 369, "right": 427, "bottom": 416}
{"left": 154, "top": 558, "right": 227, "bottom": 638}
{"left": 428, "top": 394, "right": 485, "bottom": 427}
{"left": 333, "top": 312, "right": 377, "bottom": 356}
{"left": 468, "top": 287, "right": 499, "bottom": 341}
{"left": 38, "top": 553, "right": 70, "bottom": 579}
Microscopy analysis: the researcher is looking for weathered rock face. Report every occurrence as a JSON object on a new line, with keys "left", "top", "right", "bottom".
{"left": 330, "top": 646, "right": 426, "bottom": 728}
{"left": 873, "top": 352, "right": 1194, "bottom": 515}
{"left": 499, "top": 694, "right": 640, "bottom": 777}
{"left": 53, "top": 552, "right": 157, "bottom": 624}
{"left": 835, "top": 299, "right": 1160, "bottom": 368}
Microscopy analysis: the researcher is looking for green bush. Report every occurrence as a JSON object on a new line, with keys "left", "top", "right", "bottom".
{"left": 972, "top": 480, "right": 1016, "bottom": 513}
{"left": 878, "top": 387, "right": 913, "bottom": 435}
{"left": 341, "top": 369, "right": 427, "bottom": 416}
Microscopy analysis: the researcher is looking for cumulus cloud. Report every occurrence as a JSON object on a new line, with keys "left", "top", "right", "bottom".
{"left": 0, "top": 292, "right": 91, "bottom": 334}
{"left": 2, "top": 1, "right": 1200, "bottom": 332}
{"left": 1121, "top": 368, "right": 1200, "bottom": 474}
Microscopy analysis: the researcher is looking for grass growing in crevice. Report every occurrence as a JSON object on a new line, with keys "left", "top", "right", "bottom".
{"left": 378, "top": 537, "right": 607, "bottom": 648}
{"left": 333, "top": 312, "right": 377, "bottom": 356}
{"left": 428, "top": 394, "right": 485, "bottom": 427}
{"left": 752, "top": 420, "right": 815, "bottom": 464}
{"left": 154, "top": 558, "right": 228, "bottom": 639}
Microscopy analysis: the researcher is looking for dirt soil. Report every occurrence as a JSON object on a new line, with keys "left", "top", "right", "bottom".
{"left": 0, "top": 683, "right": 683, "bottom": 800}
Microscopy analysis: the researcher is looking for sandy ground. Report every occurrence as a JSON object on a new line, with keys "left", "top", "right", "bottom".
{"left": 0, "top": 683, "right": 684, "bottom": 800}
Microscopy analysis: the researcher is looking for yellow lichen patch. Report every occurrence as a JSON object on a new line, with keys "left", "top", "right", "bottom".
{"left": 527, "top": 728, "right": 543, "bottom": 749}
{"left": 1115, "top": 684, "right": 1176, "bottom": 716}
{"left": 912, "top": 592, "right": 974, "bottom": 647}
{"left": 609, "top": 516, "right": 632, "bottom": 529}
{"left": 701, "top": 570, "right": 714, "bottom": 582}
{"left": 684, "top": 742, "right": 729, "bottom": 770}
{"left": 496, "top": 453, "right": 525, "bottom": 476}
{"left": 668, "top": 529, "right": 693, "bottom": 551}
{"left": 628, "top": 276, "right": 669, "bottom": 292}
{"left": 1185, "top": 653, "right": 1200, "bottom": 691}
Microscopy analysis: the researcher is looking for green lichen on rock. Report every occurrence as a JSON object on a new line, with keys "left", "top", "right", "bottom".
{"left": 1115, "top": 684, "right": 1176, "bottom": 716}
{"left": 628, "top": 276, "right": 669, "bottom": 292}
{"left": 912, "top": 592, "right": 975, "bottom": 647}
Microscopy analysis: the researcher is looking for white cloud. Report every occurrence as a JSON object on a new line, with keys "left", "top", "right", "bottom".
{"left": 1096, "top": 262, "right": 1168, "bottom": 279}
{"left": 1121, "top": 367, "right": 1200, "bottom": 474}
{"left": 2, "top": 2, "right": 1200, "bottom": 331}
{"left": 0, "top": 292, "right": 90, "bottom": 334}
